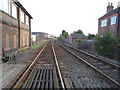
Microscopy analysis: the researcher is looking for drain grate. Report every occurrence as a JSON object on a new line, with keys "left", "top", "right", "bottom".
{"left": 64, "top": 76, "right": 83, "bottom": 88}
{"left": 23, "top": 67, "right": 58, "bottom": 89}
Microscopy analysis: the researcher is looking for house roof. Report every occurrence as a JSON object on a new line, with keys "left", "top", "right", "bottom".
{"left": 98, "top": 7, "right": 120, "bottom": 20}
{"left": 70, "top": 33, "right": 87, "bottom": 39}
{"left": 14, "top": 0, "right": 33, "bottom": 19}
{"left": 32, "top": 32, "right": 48, "bottom": 35}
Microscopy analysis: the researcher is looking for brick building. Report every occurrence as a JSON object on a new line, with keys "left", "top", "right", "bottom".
{"left": 69, "top": 32, "right": 87, "bottom": 42}
{"left": 32, "top": 32, "right": 49, "bottom": 42}
{"left": 0, "top": 0, "right": 33, "bottom": 60}
{"left": 98, "top": 2, "right": 120, "bottom": 36}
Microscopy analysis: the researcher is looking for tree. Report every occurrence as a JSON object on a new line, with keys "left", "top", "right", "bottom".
{"left": 58, "top": 30, "right": 69, "bottom": 41}
{"left": 95, "top": 31, "right": 117, "bottom": 59}
{"left": 57, "top": 35, "right": 64, "bottom": 41}
{"left": 88, "top": 34, "right": 96, "bottom": 39}
{"left": 62, "top": 30, "right": 66, "bottom": 36}
{"left": 61, "top": 30, "right": 69, "bottom": 38}
{"left": 65, "top": 32, "right": 69, "bottom": 38}
{"left": 74, "top": 29, "right": 83, "bottom": 34}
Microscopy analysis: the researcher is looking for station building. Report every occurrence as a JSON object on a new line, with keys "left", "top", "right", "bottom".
{"left": 0, "top": 0, "right": 33, "bottom": 60}
{"left": 98, "top": 2, "right": 120, "bottom": 37}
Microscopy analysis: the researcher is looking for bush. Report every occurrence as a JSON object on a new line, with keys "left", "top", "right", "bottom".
{"left": 77, "top": 38, "right": 82, "bottom": 47}
{"left": 95, "top": 31, "right": 117, "bottom": 59}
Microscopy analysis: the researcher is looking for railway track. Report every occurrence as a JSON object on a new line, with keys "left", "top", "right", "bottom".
{"left": 7, "top": 41, "right": 119, "bottom": 89}
{"left": 10, "top": 41, "right": 65, "bottom": 89}
{"left": 57, "top": 41, "right": 120, "bottom": 88}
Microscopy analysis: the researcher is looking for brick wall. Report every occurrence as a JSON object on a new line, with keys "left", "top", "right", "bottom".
{"left": 0, "top": 7, "right": 32, "bottom": 55}
{"left": 1, "top": 11, "right": 19, "bottom": 51}
{"left": 98, "top": 13, "right": 118, "bottom": 36}
{"left": 1, "top": 10, "right": 31, "bottom": 52}
{"left": 20, "top": 29, "right": 29, "bottom": 47}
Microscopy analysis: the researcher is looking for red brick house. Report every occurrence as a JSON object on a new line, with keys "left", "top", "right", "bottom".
{"left": 98, "top": 2, "right": 120, "bottom": 37}
{"left": 0, "top": 0, "right": 33, "bottom": 60}
{"left": 69, "top": 32, "right": 87, "bottom": 44}
{"left": 32, "top": 32, "right": 49, "bottom": 42}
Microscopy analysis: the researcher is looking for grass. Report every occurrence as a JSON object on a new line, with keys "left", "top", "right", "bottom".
{"left": 19, "top": 49, "right": 26, "bottom": 52}
{"left": 31, "top": 43, "right": 43, "bottom": 50}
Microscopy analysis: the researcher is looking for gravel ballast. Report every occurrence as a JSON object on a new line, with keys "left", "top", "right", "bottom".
{"left": 54, "top": 42, "right": 116, "bottom": 88}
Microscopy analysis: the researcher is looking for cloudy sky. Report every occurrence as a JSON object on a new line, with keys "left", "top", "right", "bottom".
{"left": 19, "top": 0, "right": 120, "bottom": 36}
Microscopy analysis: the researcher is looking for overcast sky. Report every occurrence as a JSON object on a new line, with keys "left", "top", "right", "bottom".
{"left": 19, "top": 0, "right": 120, "bottom": 36}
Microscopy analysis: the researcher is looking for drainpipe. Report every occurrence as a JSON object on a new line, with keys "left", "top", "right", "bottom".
{"left": 18, "top": 7, "right": 20, "bottom": 48}
{"left": 116, "top": 7, "right": 120, "bottom": 83}
{"left": 29, "top": 18, "right": 31, "bottom": 46}
{"left": 116, "top": 8, "right": 120, "bottom": 56}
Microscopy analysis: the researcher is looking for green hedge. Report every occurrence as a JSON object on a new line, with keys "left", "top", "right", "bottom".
{"left": 95, "top": 31, "right": 117, "bottom": 59}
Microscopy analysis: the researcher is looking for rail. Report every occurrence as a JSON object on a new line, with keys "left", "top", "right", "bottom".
{"left": 58, "top": 42, "right": 120, "bottom": 88}
{"left": 13, "top": 44, "right": 47, "bottom": 89}
{"left": 12, "top": 41, "right": 65, "bottom": 89}
{"left": 52, "top": 43, "right": 65, "bottom": 89}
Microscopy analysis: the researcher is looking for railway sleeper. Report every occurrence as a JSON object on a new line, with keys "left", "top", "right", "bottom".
{"left": 23, "top": 67, "right": 58, "bottom": 89}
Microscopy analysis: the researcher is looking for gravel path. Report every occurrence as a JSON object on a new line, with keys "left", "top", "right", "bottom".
{"left": 54, "top": 42, "right": 116, "bottom": 88}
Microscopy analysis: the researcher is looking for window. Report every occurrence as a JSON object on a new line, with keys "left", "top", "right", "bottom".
{"left": 21, "top": 11, "right": 25, "bottom": 23}
{"left": 1, "top": 0, "right": 11, "bottom": 14}
{"left": 12, "top": 4, "right": 17, "bottom": 19}
{"left": 101, "top": 19, "right": 107, "bottom": 27}
{"left": 26, "top": 15, "right": 29, "bottom": 25}
{"left": 2, "top": 0, "right": 11, "bottom": 14}
{"left": 2, "top": 0, "right": 9, "bottom": 13}
{"left": 110, "top": 16, "right": 116, "bottom": 25}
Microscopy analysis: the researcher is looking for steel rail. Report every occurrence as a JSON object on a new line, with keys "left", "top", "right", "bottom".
{"left": 52, "top": 43, "right": 65, "bottom": 89}
{"left": 13, "top": 44, "right": 47, "bottom": 89}
{"left": 61, "top": 42, "right": 120, "bottom": 69}
{"left": 58, "top": 43, "right": 120, "bottom": 88}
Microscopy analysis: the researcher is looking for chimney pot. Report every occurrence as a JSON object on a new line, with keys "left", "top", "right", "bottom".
{"left": 108, "top": 2, "right": 110, "bottom": 6}
{"left": 111, "top": 3, "right": 113, "bottom": 6}
{"left": 107, "top": 2, "right": 114, "bottom": 13}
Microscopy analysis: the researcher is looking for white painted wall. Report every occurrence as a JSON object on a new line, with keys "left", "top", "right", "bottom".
{"left": 31, "top": 35, "right": 36, "bottom": 42}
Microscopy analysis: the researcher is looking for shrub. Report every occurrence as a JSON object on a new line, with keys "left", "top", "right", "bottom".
{"left": 77, "top": 38, "right": 82, "bottom": 47}
{"left": 95, "top": 31, "right": 117, "bottom": 59}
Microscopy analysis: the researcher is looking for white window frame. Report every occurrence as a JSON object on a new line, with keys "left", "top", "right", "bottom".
{"left": 110, "top": 16, "right": 117, "bottom": 25}
{"left": 26, "top": 15, "right": 29, "bottom": 25}
{"left": 12, "top": 3, "right": 17, "bottom": 19}
{"left": 21, "top": 11, "right": 25, "bottom": 23}
{"left": 2, "top": 0, "right": 10, "bottom": 14}
{"left": 101, "top": 19, "right": 107, "bottom": 27}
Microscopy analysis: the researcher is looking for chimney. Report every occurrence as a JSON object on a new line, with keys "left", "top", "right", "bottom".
{"left": 107, "top": 2, "right": 114, "bottom": 13}
{"left": 117, "top": 1, "right": 120, "bottom": 7}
